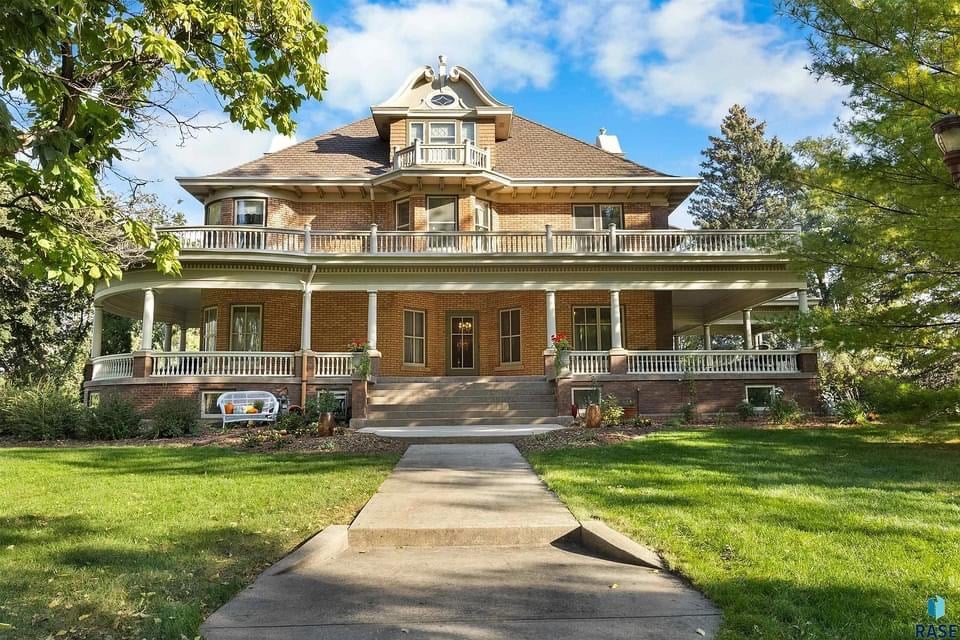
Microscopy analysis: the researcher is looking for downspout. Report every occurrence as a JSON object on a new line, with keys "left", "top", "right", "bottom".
{"left": 300, "top": 265, "right": 317, "bottom": 406}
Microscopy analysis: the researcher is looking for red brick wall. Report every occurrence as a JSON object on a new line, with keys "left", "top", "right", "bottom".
{"left": 199, "top": 289, "right": 301, "bottom": 352}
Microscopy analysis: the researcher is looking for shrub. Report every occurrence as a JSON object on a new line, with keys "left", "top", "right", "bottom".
{"left": 82, "top": 395, "right": 142, "bottom": 440}
{"left": 275, "top": 411, "right": 306, "bottom": 432}
{"left": 768, "top": 388, "right": 803, "bottom": 424}
{"left": 316, "top": 390, "right": 340, "bottom": 414}
{"left": 679, "top": 402, "right": 696, "bottom": 424}
{"left": 600, "top": 394, "right": 624, "bottom": 426}
{"left": 631, "top": 416, "right": 653, "bottom": 428}
{"left": 836, "top": 398, "right": 871, "bottom": 425}
{"left": 860, "top": 378, "right": 960, "bottom": 417}
{"left": 0, "top": 380, "right": 84, "bottom": 440}
{"left": 736, "top": 401, "right": 756, "bottom": 421}
{"left": 147, "top": 397, "right": 199, "bottom": 438}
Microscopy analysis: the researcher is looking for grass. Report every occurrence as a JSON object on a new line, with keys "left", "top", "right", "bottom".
{"left": 0, "top": 446, "right": 398, "bottom": 639}
{"left": 528, "top": 423, "right": 960, "bottom": 640}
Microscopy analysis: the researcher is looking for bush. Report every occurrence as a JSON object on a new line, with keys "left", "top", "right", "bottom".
{"left": 860, "top": 378, "right": 960, "bottom": 417}
{"left": 836, "top": 398, "right": 870, "bottom": 425}
{"left": 631, "top": 416, "right": 653, "bottom": 428}
{"left": 737, "top": 401, "right": 756, "bottom": 421}
{"left": 147, "top": 397, "right": 199, "bottom": 438}
{"left": 0, "top": 380, "right": 84, "bottom": 440}
{"left": 275, "top": 411, "right": 306, "bottom": 432}
{"left": 768, "top": 388, "right": 803, "bottom": 424}
{"left": 82, "top": 395, "right": 142, "bottom": 440}
{"left": 600, "top": 394, "right": 624, "bottom": 426}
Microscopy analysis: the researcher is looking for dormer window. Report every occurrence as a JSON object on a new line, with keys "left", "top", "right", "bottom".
{"left": 410, "top": 122, "right": 424, "bottom": 143}
{"left": 429, "top": 122, "right": 456, "bottom": 145}
{"left": 462, "top": 122, "right": 476, "bottom": 143}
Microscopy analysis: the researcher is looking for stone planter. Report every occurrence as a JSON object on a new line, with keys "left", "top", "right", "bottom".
{"left": 317, "top": 412, "right": 335, "bottom": 436}
{"left": 584, "top": 403, "right": 602, "bottom": 429}
{"left": 555, "top": 349, "right": 571, "bottom": 378}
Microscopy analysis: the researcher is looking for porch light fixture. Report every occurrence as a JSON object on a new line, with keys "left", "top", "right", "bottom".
{"left": 932, "top": 114, "right": 960, "bottom": 185}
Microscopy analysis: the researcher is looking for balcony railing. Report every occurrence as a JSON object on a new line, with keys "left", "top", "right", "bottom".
{"left": 626, "top": 350, "right": 800, "bottom": 375}
{"left": 150, "top": 352, "right": 295, "bottom": 377}
{"left": 91, "top": 354, "right": 134, "bottom": 380}
{"left": 315, "top": 353, "right": 354, "bottom": 377}
{"left": 393, "top": 139, "right": 490, "bottom": 170}
{"left": 569, "top": 351, "right": 610, "bottom": 375}
{"left": 160, "top": 225, "right": 796, "bottom": 258}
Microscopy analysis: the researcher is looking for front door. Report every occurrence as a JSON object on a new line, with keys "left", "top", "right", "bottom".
{"left": 447, "top": 312, "right": 478, "bottom": 375}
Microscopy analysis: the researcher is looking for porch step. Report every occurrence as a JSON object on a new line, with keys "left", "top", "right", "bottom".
{"left": 368, "top": 401, "right": 556, "bottom": 412}
{"left": 357, "top": 416, "right": 565, "bottom": 428}
{"left": 367, "top": 408, "right": 555, "bottom": 421}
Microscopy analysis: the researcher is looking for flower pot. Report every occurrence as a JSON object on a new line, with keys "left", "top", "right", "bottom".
{"left": 584, "top": 403, "right": 602, "bottom": 429}
{"left": 317, "top": 412, "right": 335, "bottom": 436}
{"left": 556, "top": 349, "right": 571, "bottom": 377}
{"left": 351, "top": 352, "right": 363, "bottom": 370}
{"left": 623, "top": 407, "right": 637, "bottom": 420}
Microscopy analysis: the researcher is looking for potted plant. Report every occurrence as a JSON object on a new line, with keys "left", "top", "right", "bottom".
{"left": 551, "top": 332, "right": 572, "bottom": 376}
{"left": 347, "top": 340, "right": 371, "bottom": 379}
{"left": 315, "top": 390, "right": 339, "bottom": 436}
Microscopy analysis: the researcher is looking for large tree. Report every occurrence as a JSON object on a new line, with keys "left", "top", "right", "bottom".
{"left": 688, "top": 104, "right": 799, "bottom": 229}
{"left": 0, "top": 0, "right": 327, "bottom": 290}
{"left": 780, "top": 0, "right": 960, "bottom": 383}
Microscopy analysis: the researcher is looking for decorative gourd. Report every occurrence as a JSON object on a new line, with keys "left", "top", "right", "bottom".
{"left": 245, "top": 405, "right": 257, "bottom": 414}
{"left": 224, "top": 402, "right": 235, "bottom": 415}
{"left": 584, "top": 403, "right": 602, "bottom": 429}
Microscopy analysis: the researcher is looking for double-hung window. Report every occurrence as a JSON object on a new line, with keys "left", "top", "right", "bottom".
{"left": 202, "top": 306, "right": 218, "bottom": 351}
{"left": 428, "top": 122, "right": 456, "bottom": 144}
{"left": 499, "top": 309, "right": 521, "bottom": 365}
{"left": 403, "top": 310, "right": 426, "bottom": 365}
{"left": 235, "top": 199, "right": 265, "bottom": 226}
{"left": 572, "top": 306, "right": 624, "bottom": 351}
{"left": 571, "top": 204, "right": 623, "bottom": 230}
{"left": 205, "top": 201, "right": 223, "bottom": 225}
{"left": 474, "top": 199, "right": 492, "bottom": 232}
{"left": 395, "top": 199, "right": 411, "bottom": 231}
{"left": 461, "top": 122, "right": 476, "bottom": 144}
{"left": 409, "top": 122, "right": 424, "bottom": 143}
{"left": 230, "top": 305, "right": 262, "bottom": 352}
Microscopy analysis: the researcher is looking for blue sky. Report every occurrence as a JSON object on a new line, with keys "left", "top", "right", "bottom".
{"left": 122, "top": 0, "right": 846, "bottom": 228}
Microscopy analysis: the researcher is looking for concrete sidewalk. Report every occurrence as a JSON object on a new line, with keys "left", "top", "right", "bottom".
{"left": 201, "top": 444, "right": 721, "bottom": 639}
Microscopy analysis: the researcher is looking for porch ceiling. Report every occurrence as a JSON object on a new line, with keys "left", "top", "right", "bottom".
{"left": 671, "top": 289, "right": 796, "bottom": 334}
{"left": 101, "top": 288, "right": 202, "bottom": 326}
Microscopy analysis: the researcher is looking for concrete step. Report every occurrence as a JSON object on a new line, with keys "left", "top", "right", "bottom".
{"left": 368, "top": 395, "right": 555, "bottom": 406}
{"left": 368, "top": 399, "right": 555, "bottom": 410}
{"left": 373, "top": 382, "right": 552, "bottom": 393}
{"left": 357, "top": 416, "right": 563, "bottom": 428}
{"left": 367, "top": 408, "right": 555, "bottom": 420}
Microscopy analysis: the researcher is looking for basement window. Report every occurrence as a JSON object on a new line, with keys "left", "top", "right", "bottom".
{"left": 745, "top": 385, "right": 776, "bottom": 410}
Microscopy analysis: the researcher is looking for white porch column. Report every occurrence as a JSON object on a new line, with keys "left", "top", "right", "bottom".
{"left": 610, "top": 289, "right": 623, "bottom": 351}
{"left": 703, "top": 324, "right": 712, "bottom": 351}
{"left": 797, "top": 289, "right": 809, "bottom": 314}
{"left": 162, "top": 324, "right": 172, "bottom": 352}
{"left": 141, "top": 288, "right": 155, "bottom": 350}
{"left": 545, "top": 289, "right": 557, "bottom": 349}
{"left": 367, "top": 290, "right": 378, "bottom": 350}
{"left": 301, "top": 287, "right": 313, "bottom": 351}
{"left": 178, "top": 325, "right": 187, "bottom": 351}
{"left": 90, "top": 305, "right": 104, "bottom": 359}
{"left": 742, "top": 308, "right": 754, "bottom": 349}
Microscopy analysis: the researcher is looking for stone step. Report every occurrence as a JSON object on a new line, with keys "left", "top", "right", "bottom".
{"left": 357, "top": 416, "right": 564, "bottom": 428}
{"left": 373, "top": 382, "right": 552, "bottom": 392}
{"left": 368, "top": 400, "right": 556, "bottom": 412}
{"left": 368, "top": 395, "right": 555, "bottom": 406}
{"left": 366, "top": 408, "right": 555, "bottom": 420}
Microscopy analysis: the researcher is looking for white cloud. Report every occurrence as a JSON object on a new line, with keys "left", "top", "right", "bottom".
{"left": 321, "top": 0, "right": 556, "bottom": 113}
{"left": 556, "top": 0, "right": 845, "bottom": 128}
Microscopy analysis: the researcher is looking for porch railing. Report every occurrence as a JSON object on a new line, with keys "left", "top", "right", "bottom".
{"left": 315, "top": 353, "right": 353, "bottom": 377}
{"left": 150, "top": 351, "right": 295, "bottom": 377}
{"left": 91, "top": 354, "right": 134, "bottom": 380}
{"left": 626, "top": 350, "right": 800, "bottom": 375}
{"left": 393, "top": 139, "right": 490, "bottom": 170}
{"left": 160, "top": 225, "right": 797, "bottom": 257}
{"left": 569, "top": 351, "right": 610, "bottom": 375}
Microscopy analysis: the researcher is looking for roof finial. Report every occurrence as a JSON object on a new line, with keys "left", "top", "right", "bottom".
{"left": 438, "top": 54, "right": 447, "bottom": 87}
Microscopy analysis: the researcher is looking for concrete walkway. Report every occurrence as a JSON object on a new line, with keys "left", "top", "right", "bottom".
{"left": 202, "top": 444, "right": 721, "bottom": 639}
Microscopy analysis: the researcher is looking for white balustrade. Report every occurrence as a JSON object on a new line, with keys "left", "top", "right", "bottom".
{"left": 91, "top": 354, "right": 134, "bottom": 380}
{"left": 150, "top": 352, "right": 295, "bottom": 377}
{"left": 627, "top": 350, "right": 800, "bottom": 375}
{"left": 391, "top": 140, "right": 489, "bottom": 169}
{"left": 160, "top": 226, "right": 796, "bottom": 257}
{"left": 569, "top": 351, "right": 610, "bottom": 375}
{"left": 315, "top": 353, "right": 354, "bottom": 377}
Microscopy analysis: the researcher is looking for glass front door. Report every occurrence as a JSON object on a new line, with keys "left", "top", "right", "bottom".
{"left": 449, "top": 314, "right": 477, "bottom": 374}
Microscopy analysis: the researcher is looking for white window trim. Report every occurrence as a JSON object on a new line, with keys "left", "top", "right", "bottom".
{"left": 229, "top": 304, "right": 263, "bottom": 351}
{"left": 427, "top": 121, "right": 457, "bottom": 144}
{"left": 745, "top": 384, "right": 776, "bottom": 410}
{"left": 403, "top": 309, "right": 427, "bottom": 366}
{"left": 234, "top": 198, "right": 267, "bottom": 227}
{"left": 200, "top": 390, "right": 234, "bottom": 418}
{"left": 202, "top": 306, "right": 218, "bottom": 352}
{"left": 499, "top": 308, "right": 521, "bottom": 365}
{"left": 426, "top": 195, "right": 458, "bottom": 231}
{"left": 395, "top": 199, "right": 411, "bottom": 231}
{"left": 572, "top": 203, "right": 624, "bottom": 230}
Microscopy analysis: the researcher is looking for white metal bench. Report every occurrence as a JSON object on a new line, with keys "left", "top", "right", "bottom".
{"left": 216, "top": 391, "right": 279, "bottom": 426}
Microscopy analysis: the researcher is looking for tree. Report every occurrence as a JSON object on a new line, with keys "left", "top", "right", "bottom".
{"left": 0, "top": 0, "right": 327, "bottom": 291}
{"left": 688, "top": 104, "right": 799, "bottom": 229}
{"left": 780, "top": 0, "right": 960, "bottom": 383}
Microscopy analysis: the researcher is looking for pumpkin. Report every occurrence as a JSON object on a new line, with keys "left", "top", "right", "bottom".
{"left": 224, "top": 402, "right": 235, "bottom": 415}
{"left": 245, "top": 405, "right": 257, "bottom": 414}
{"left": 584, "top": 403, "right": 602, "bottom": 429}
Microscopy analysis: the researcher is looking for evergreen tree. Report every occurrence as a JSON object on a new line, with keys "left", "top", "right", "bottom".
{"left": 689, "top": 104, "right": 799, "bottom": 229}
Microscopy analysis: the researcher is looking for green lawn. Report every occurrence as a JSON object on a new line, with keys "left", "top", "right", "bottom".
{"left": 0, "top": 446, "right": 398, "bottom": 639}
{"left": 529, "top": 424, "right": 960, "bottom": 640}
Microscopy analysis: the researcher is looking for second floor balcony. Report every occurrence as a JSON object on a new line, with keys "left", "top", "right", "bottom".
{"left": 392, "top": 139, "right": 490, "bottom": 170}
{"left": 161, "top": 225, "right": 797, "bottom": 259}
